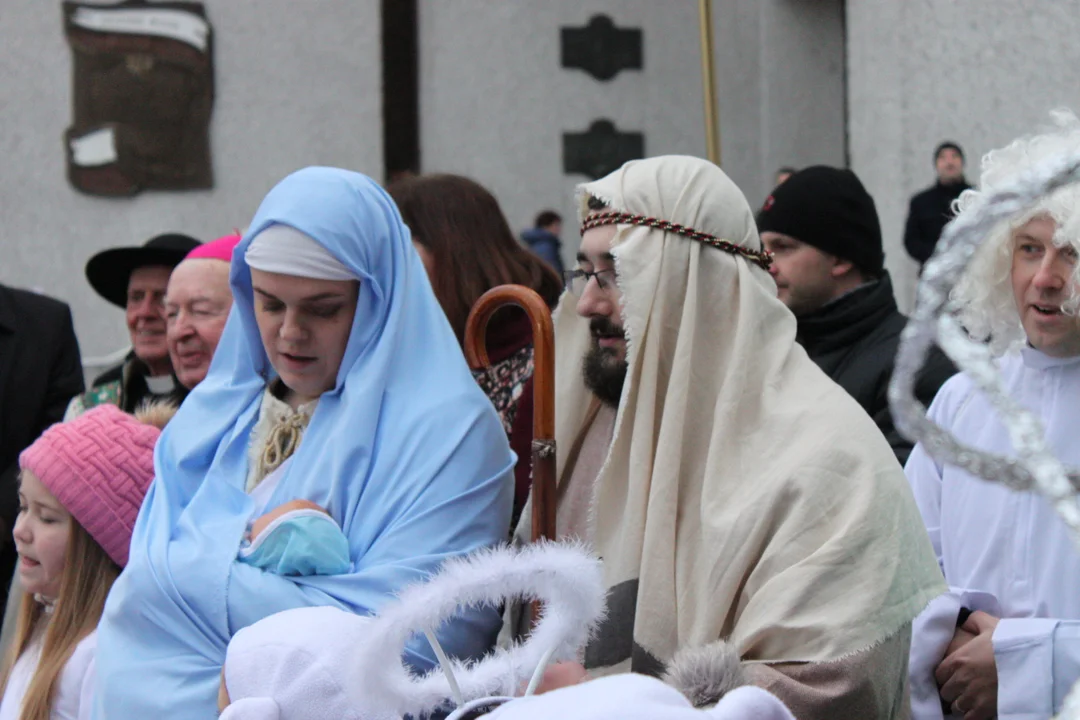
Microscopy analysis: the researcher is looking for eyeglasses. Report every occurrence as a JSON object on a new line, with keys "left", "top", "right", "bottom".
{"left": 563, "top": 268, "right": 617, "bottom": 297}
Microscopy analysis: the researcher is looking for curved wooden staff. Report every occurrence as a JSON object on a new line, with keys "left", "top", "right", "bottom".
{"left": 464, "top": 285, "right": 556, "bottom": 542}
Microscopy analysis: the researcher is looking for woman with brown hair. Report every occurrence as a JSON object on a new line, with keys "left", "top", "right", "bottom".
{"left": 388, "top": 174, "right": 563, "bottom": 525}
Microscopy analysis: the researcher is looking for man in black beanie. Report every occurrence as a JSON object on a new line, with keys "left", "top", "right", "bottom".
{"left": 904, "top": 141, "right": 972, "bottom": 268}
{"left": 758, "top": 166, "right": 954, "bottom": 464}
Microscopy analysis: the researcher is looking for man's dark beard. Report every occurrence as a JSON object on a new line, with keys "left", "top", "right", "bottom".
{"left": 582, "top": 317, "right": 628, "bottom": 408}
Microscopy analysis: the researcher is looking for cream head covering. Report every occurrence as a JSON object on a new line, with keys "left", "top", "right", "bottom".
{"left": 518, "top": 155, "right": 944, "bottom": 673}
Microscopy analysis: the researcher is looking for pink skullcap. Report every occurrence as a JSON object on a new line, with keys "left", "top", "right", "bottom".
{"left": 186, "top": 233, "right": 242, "bottom": 262}
{"left": 19, "top": 405, "right": 160, "bottom": 568}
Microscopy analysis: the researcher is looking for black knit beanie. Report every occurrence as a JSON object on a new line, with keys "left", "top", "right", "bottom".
{"left": 757, "top": 166, "right": 884, "bottom": 275}
{"left": 934, "top": 141, "right": 964, "bottom": 162}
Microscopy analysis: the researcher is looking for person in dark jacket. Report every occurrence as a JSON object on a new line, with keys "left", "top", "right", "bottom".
{"left": 66, "top": 233, "right": 200, "bottom": 418}
{"left": 520, "top": 210, "right": 565, "bottom": 277}
{"left": 903, "top": 141, "right": 972, "bottom": 268}
{"left": 758, "top": 166, "right": 955, "bottom": 465}
{"left": 0, "top": 284, "right": 84, "bottom": 612}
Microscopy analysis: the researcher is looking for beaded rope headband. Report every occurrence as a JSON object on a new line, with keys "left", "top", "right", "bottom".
{"left": 580, "top": 211, "right": 773, "bottom": 271}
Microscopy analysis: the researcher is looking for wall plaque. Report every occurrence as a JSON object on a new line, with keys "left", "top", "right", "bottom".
{"left": 63, "top": 1, "right": 215, "bottom": 196}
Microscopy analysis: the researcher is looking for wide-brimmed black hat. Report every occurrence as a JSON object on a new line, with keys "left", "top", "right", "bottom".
{"left": 86, "top": 233, "right": 202, "bottom": 308}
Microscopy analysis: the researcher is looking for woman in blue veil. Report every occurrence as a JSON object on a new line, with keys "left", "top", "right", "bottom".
{"left": 92, "top": 168, "right": 515, "bottom": 718}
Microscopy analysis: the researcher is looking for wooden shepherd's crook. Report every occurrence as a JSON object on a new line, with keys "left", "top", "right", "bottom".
{"left": 464, "top": 285, "right": 556, "bottom": 542}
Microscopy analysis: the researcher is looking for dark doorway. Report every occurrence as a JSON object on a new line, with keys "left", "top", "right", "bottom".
{"left": 382, "top": 0, "right": 419, "bottom": 182}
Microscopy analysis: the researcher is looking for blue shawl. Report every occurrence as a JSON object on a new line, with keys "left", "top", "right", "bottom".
{"left": 92, "top": 168, "right": 514, "bottom": 718}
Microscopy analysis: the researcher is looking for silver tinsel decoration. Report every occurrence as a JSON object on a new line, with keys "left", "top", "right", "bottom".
{"left": 889, "top": 151, "right": 1080, "bottom": 719}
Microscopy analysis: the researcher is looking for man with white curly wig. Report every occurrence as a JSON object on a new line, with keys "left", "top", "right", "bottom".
{"left": 907, "top": 111, "right": 1080, "bottom": 720}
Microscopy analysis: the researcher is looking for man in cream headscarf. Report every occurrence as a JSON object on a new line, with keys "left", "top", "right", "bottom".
{"left": 518, "top": 156, "right": 945, "bottom": 718}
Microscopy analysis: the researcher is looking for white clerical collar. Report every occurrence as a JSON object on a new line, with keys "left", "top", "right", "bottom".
{"left": 146, "top": 374, "right": 176, "bottom": 394}
{"left": 1020, "top": 345, "right": 1080, "bottom": 371}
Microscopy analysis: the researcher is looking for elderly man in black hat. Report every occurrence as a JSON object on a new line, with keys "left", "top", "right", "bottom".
{"left": 757, "top": 166, "right": 954, "bottom": 465}
{"left": 904, "top": 141, "right": 973, "bottom": 268}
{"left": 66, "top": 233, "right": 201, "bottom": 418}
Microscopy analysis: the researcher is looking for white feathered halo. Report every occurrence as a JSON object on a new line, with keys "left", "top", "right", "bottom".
{"left": 348, "top": 540, "right": 606, "bottom": 719}
{"left": 221, "top": 541, "right": 606, "bottom": 719}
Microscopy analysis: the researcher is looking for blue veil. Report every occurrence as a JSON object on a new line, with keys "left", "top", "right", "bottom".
{"left": 92, "top": 168, "right": 514, "bottom": 718}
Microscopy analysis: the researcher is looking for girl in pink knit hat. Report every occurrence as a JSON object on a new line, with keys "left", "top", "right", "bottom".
{"left": 0, "top": 403, "right": 171, "bottom": 720}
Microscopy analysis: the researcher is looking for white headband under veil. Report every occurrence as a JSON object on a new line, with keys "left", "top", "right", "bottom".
{"left": 245, "top": 223, "right": 358, "bottom": 281}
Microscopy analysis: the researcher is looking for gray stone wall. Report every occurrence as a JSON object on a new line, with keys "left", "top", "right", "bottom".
{"left": 419, "top": 0, "right": 845, "bottom": 270}
{"left": 418, "top": 1, "right": 704, "bottom": 272}
{"left": 714, "top": 0, "right": 846, "bottom": 208}
{"left": 3, "top": 0, "right": 852, "bottom": 365}
{"left": 848, "top": 0, "right": 1080, "bottom": 311}
{"left": 0, "top": 0, "right": 382, "bottom": 364}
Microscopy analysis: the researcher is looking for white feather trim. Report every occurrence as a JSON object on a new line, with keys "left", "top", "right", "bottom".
{"left": 662, "top": 640, "right": 746, "bottom": 708}
{"left": 351, "top": 541, "right": 606, "bottom": 719}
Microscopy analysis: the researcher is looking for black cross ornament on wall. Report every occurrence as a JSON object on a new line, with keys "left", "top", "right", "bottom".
{"left": 563, "top": 120, "right": 645, "bottom": 181}
{"left": 560, "top": 15, "right": 645, "bottom": 180}
{"left": 560, "top": 14, "right": 642, "bottom": 82}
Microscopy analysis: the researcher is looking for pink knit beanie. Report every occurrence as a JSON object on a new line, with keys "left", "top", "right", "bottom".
{"left": 19, "top": 405, "right": 160, "bottom": 568}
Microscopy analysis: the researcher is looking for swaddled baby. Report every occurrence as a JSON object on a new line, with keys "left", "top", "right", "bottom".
{"left": 239, "top": 499, "right": 350, "bottom": 577}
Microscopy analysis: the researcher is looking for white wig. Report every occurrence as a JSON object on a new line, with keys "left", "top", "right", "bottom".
{"left": 952, "top": 109, "right": 1080, "bottom": 356}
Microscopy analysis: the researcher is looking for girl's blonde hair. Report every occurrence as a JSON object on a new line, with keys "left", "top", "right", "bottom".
{"left": 953, "top": 109, "right": 1080, "bottom": 356}
{"left": 0, "top": 401, "right": 173, "bottom": 719}
{"left": 0, "top": 510, "right": 120, "bottom": 720}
